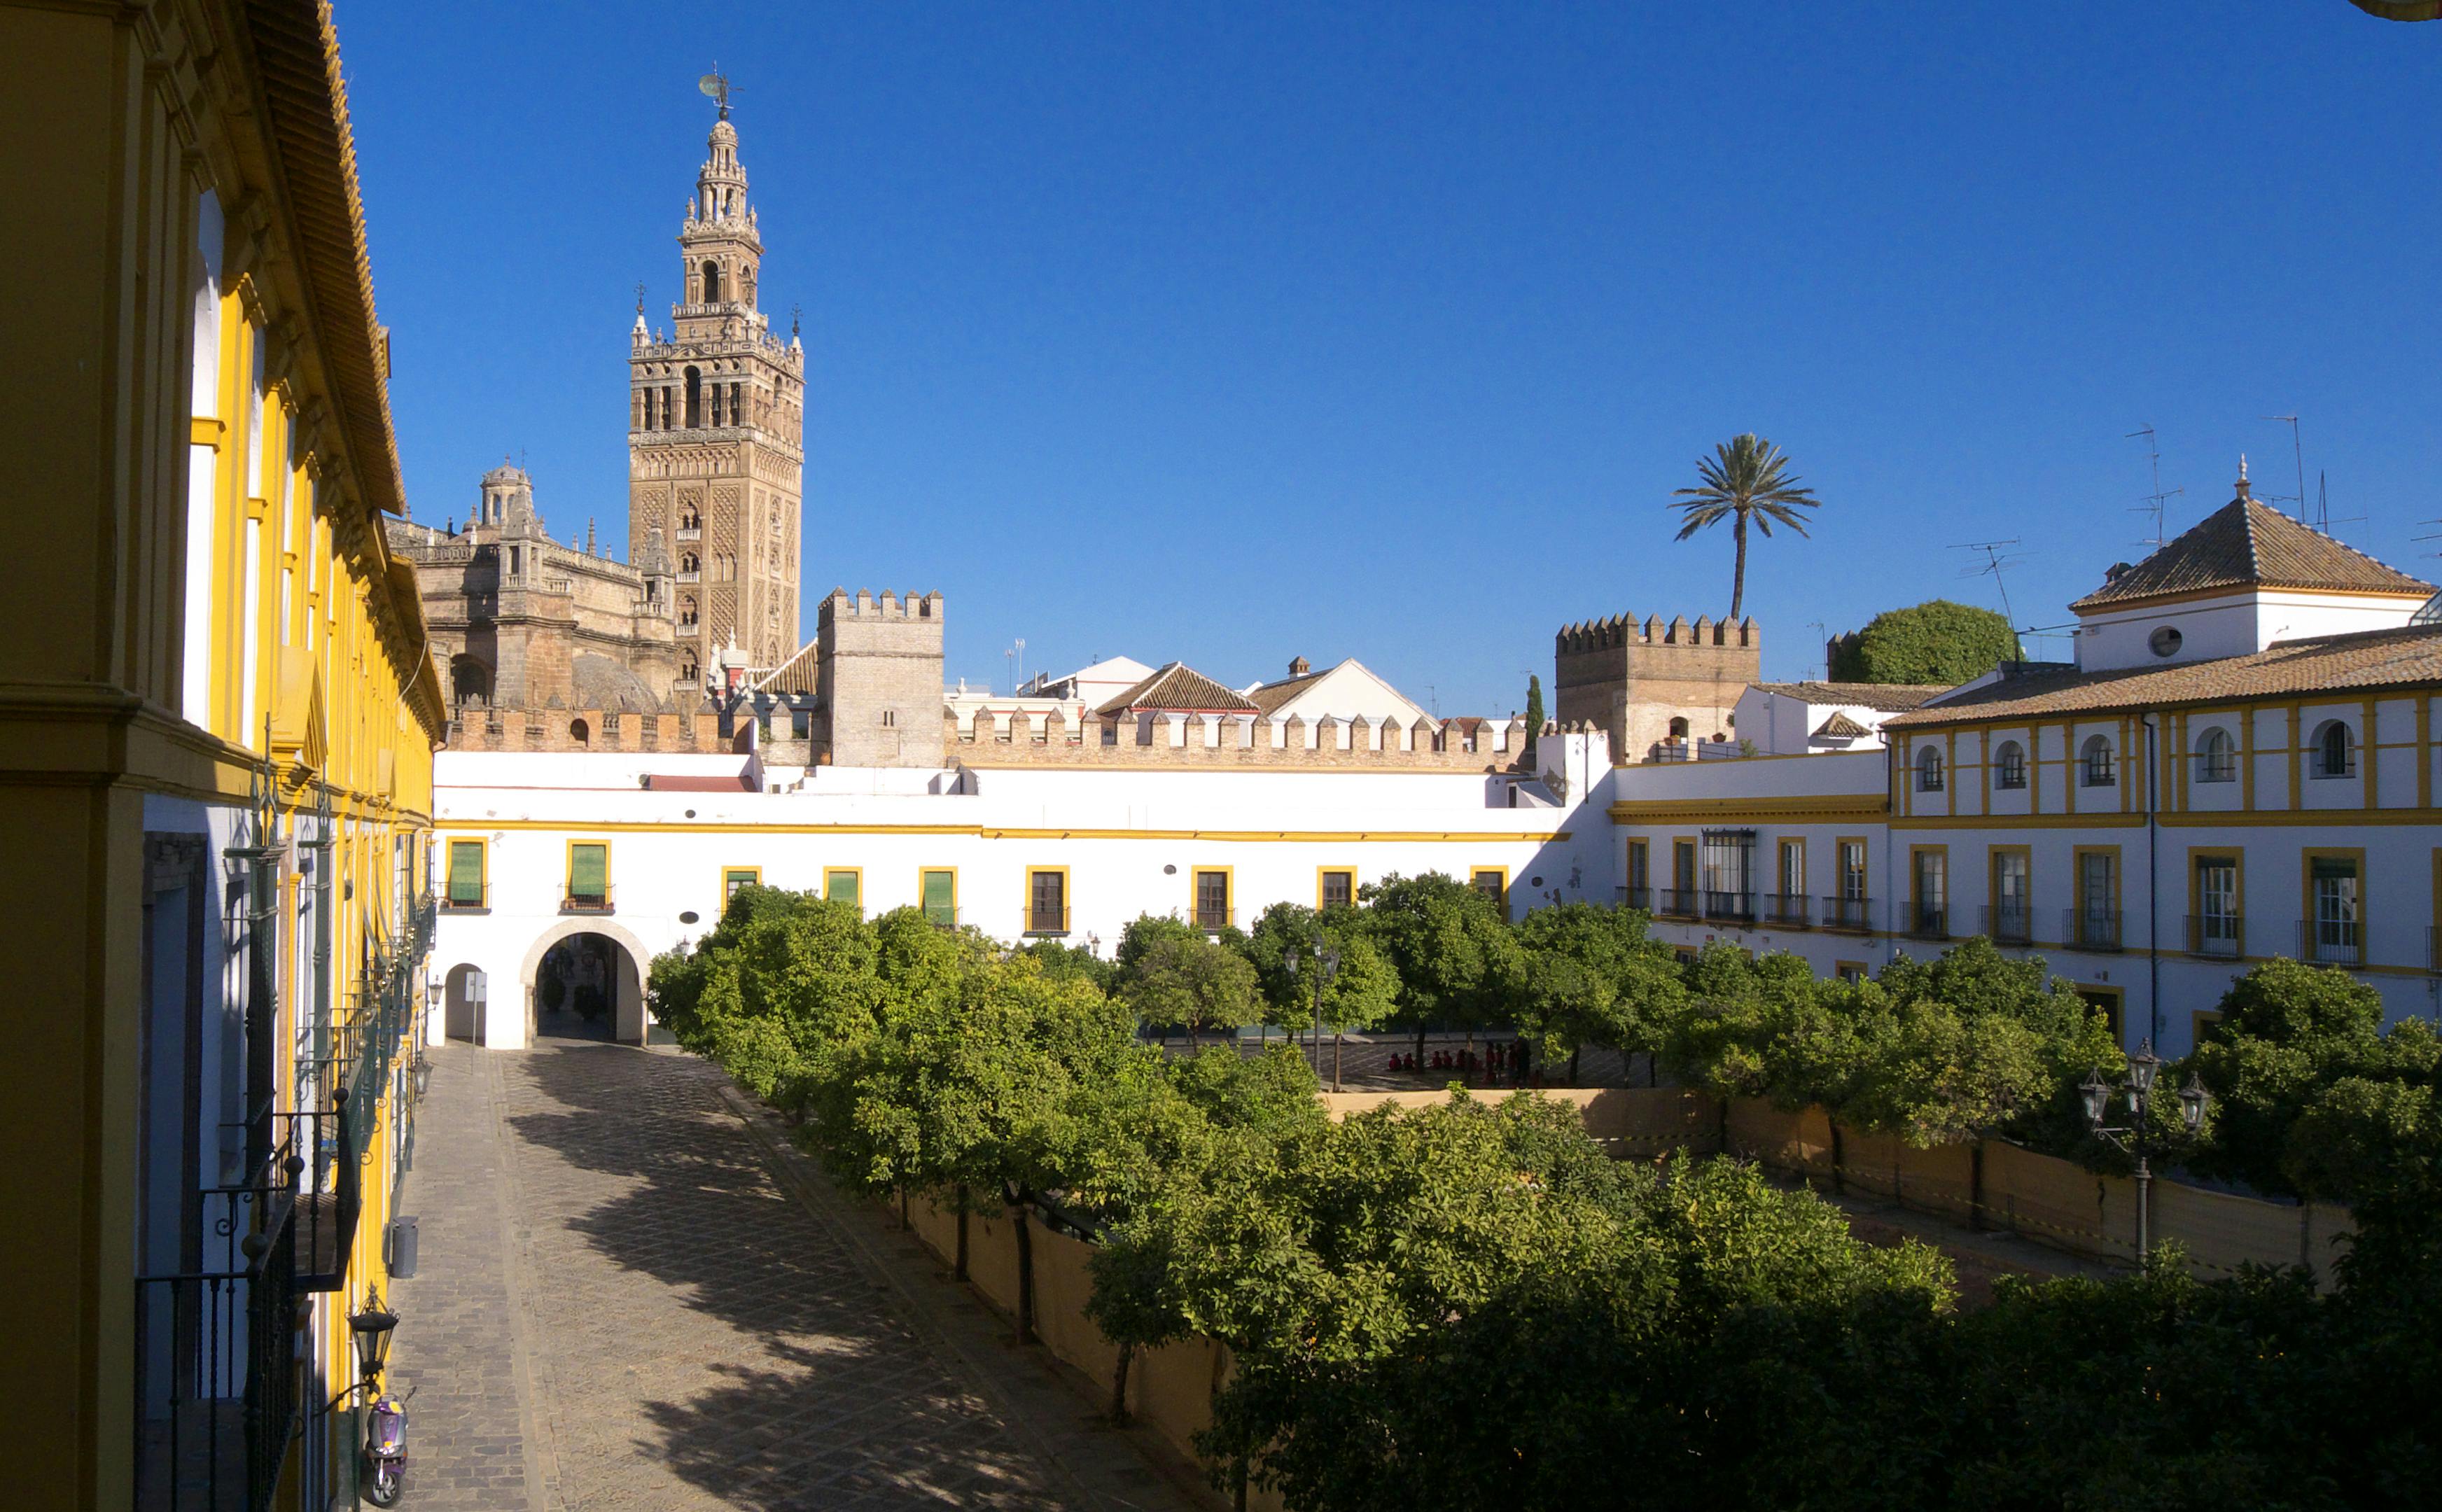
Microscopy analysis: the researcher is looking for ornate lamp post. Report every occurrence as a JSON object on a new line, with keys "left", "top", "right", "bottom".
{"left": 2081, "top": 1040, "right": 2209, "bottom": 1260}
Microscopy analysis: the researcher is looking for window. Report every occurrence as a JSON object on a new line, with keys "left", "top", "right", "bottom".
{"left": 2312, "top": 720, "right": 2356, "bottom": 779}
{"left": 566, "top": 841, "right": 609, "bottom": 910}
{"left": 1993, "top": 740, "right": 2026, "bottom": 790}
{"left": 1839, "top": 840, "right": 1868, "bottom": 901}
{"left": 1668, "top": 716, "right": 1690, "bottom": 741}
{"left": 678, "top": 596, "right": 698, "bottom": 627}
{"left": 791, "top": 708, "right": 810, "bottom": 738}
{"left": 2077, "top": 850, "right": 2118, "bottom": 949}
{"left": 2077, "top": 986, "right": 2124, "bottom": 1040}
{"left": 702, "top": 258, "right": 722, "bottom": 302}
{"left": 1699, "top": 831, "right": 1754, "bottom": 920}
{"left": 1990, "top": 849, "right": 2030, "bottom": 942}
{"left": 1777, "top": 838, "right": 1805, "bottom": 901}
{"left": 920, "top": 868, "right": 958, "bottom": 927}
{"left": 723, "top": 866, "right": 760, "bottom": 903}
{"left": 1194, "top": 869, "right": 1232, "bottom": 931}
{"left": 1318, "top": 868, "right": 1356, "bottom": 910}
{"left": 1670, "top": 838, "right": 1698, "bottom": 914}
{"left": 1027, "top": 869, "right": 1068, "bottom": 934}
{"left": 1471, "top": 868, "right": 1508, "bottom": 911}
{"left": 569, "top": 718, "right": 590, "bottom": 747}
{"left": 684, "top": 366, "right": 702, "bottom": 428}
{"left": 2080, "top": 734, "right": 2115, "bottom": 787}
{"left": 2193, "top": 854, "right": 2240, "bottom": 956}
{"left": 2308, "top": 855, "right": 2361, "bottom": 965}
{"left": 680, "top": 552, "right": 699, "bottom": 574}
{"left": 679, "top": 503, "right": 699, "bottom": 530}
{"left": 1910, "top": 848, "right": 1947, "bottom": 937}
{"left": 2148, "top": 624, "right": 2183, "bottom": 658}
{"left": 445, "top": 839, "right": 486, "bottom": 909}
{"left": 881, "top": 709, "right": 897, "bottom": 728}
{"left": 1624, "top": 840, "right": 1649, "bottom": 908}
{"left": 1916, "top": 745, "right": 1944, "bottom": 792}
{"left": 1835, "top": 961, "right": 1867, "bottom": 984}
{"left": 2196, "top": 727, "right": 2236, "bottom": 783}
{"left": 823, "top": 868, "right": 863, "bottom": 913}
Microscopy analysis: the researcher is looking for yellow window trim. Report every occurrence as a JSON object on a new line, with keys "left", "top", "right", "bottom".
{"left": 566, "top": 837, "right": 611, "bottom": 899}
{"left": 1025, "top": 864, "right": 1072, "bottom": 935}
{"left": 721, "top": 864, "right": 761, "bottom": 904}
{"left": 1470, "top": 865, "right": 1509, "bottom": 911}
{"left": 1315, "top": 864, "right": 1358, "bottom": 911}
{"left": 823, "top": 866, "right": 864, "bottom": 913}
{"left": 445, "top": 836, "right": 487, "bottom": 909}
{"left": 1189, "top": 865, "right": 1234, "bottom": 930}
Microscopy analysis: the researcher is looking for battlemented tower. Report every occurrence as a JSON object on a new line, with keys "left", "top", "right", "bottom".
{"left": 628, "top": 89, "right": 807, "bottom": 676}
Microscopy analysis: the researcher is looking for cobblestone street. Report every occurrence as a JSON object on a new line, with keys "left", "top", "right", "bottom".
{"left": 388, "top": 1040, "right": 1199, "bottom": 1512}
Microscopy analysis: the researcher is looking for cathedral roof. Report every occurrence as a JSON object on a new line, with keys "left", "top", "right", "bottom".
{"left": 571, "top": 653, "right": 667, "bottom": 713}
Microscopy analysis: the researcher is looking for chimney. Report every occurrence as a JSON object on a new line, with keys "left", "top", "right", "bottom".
{"left": 1289, "top": 656, "right": 1311, "bottom": 677}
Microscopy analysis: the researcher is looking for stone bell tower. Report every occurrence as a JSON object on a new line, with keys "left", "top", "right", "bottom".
{"left": 628, "top": 83, "right": 808, "bottom": 677}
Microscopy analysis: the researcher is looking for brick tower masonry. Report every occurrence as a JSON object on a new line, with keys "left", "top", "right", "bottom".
{"left": 1554, "top": 613, "right": 1760, "bottom": 762}
{"left": 628, "top": 97, "right": 807, "bottom": 677}
{"left": 817, "top": 589, "right": 947, "bottom": 767}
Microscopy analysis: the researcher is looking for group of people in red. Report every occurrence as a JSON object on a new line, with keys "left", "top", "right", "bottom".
{"left": 1387, "top": 1037, "right": 1542, "bottom": 1088}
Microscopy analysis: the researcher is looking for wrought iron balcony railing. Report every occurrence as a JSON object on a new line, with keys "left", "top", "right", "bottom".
{"left": 1820, "top": 895, "right": 1874, "bottom": 932}
{"left": 2067, "top": 908, "right": 2123, "bottom": 952}
{"left": 1906, "top": 903, "right": 1949, "bottom": 940}
{"left": 2301, "top": 918, "right": 2362, "bottom": 968}
{"left": 1026, "top": 906, "right": 1070, "bottom": 937}
{"left": 1981, "top": 904, "right": 2033, "bottom": 945}
{"left": 2187, "top": 913, "right": 2244, "bottom": 959}
{"left": 1653, "top": 888, "right": 1702, "bottom": 919}
{"left": 1761, "top": 893, "right": 1810, "bottom": 928}
{"left": 1618, "top": 885, "right": 1654, "bottom": 912}
{"left": 1702, "top": 890, "right": 1755, "bottom": 923}
{"left": 561, "top": 888, "right": 615, "bottom": 915}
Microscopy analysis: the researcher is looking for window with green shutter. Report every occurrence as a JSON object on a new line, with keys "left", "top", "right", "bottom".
{"left": 824, "top": 869, "right": 860, "bottom": 911}
{"left": 921, "top": 869, "right": 956, "bottom": 926}
{"left": 568, "top": 843, "right": 608, "bottom": 905}
{"left": 723, "top": 867, "right": 758, "bottom": 902}
{"left": 447, "top": 841, "right": 484, "bottom": 907}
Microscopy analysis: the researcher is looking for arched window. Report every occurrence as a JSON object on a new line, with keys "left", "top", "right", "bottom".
{"left": 2080, "top": 734, "right": 2115, "bottom": 787}
{"left": 449, "top": 656, "right": 491, "bottom": 709}
{"left": 678, "top": 503, "right": 699, "bottom": 530}
{"left": 678, "top": 596, "right": 698, "bottom": 627}
{"left": 679, "top": 552, "right": 699, "bottom": 575}
{"left": 568, "top": 718, "right": 590, "bottom": 748}
{"left": 1993, "top": 740, "right": 2025, "bottom": 790}
{"left": 1916, "top": 745, "right": 1945, "bottom": 792}
{"left": 702, "top": 259, "right": 721, "bottom": 303}
{"left": 681, "top": 659, "right": 699, "bottom": 682}
{"left": 2196, "top": 727, "right": 2236, "bottom": 783}
{"left": 1668, "top": 716, "right": 1690, "bottom": 741}
{"left": 2312, "top": 720, "right": 2356, "bottom": 779}
{"left": 684, "top": 366, "right": 702, "bottom": 428}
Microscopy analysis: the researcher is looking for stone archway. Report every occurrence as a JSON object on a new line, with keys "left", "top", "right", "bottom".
{"left": 515, "top": 917, "right": 655, "bottom": 1048}
{"left": 443, "top": 962, "right": 488, "bottom": 1042}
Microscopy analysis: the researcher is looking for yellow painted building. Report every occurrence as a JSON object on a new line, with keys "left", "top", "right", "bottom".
{"left": 0, "top": 2, "right": 446, "bottom": 1508}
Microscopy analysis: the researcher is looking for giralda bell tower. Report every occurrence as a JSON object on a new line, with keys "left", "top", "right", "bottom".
{"left": 629, "top": 80, "right": 807, "bottom": 676}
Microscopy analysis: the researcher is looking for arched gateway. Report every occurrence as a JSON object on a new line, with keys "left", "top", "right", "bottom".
{"left": 515, "top": 917, "right": 655, "bottom": 1047}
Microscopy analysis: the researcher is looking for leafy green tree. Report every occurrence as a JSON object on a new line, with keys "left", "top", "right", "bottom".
{"left": 1242, "top": 901, "right": 1398, "bottom": 1084}
{"left": 1667, "top": 433, "right": 1820, "bottom": 621}
{"left": 1523, "top": 674, "right": 1545, "bottom": 755}
{"left": 1019, "top": 936, "right": 1115, "bottom": 992}
{"left": 1512, "top": 900, "right": 1686, "bottom": 1083}
{"left": 1360, "top": 872, "right": 1524, "bottom": 1058}
{"left": 646, "top": 888, "right": 887, "bottom": 1104}
{"left": 1827, "top": 598, "right": 2022, "bottom": 685}
{"left": 1121, "top": 931, "right": 1262, "bottom": 1047}
{"left": 1114, "top": 911, "right": 1203, "bottom": 981}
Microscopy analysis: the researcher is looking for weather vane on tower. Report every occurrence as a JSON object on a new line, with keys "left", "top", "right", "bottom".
{"left": 698, "top": 68, "right": 734, "bottom": 120}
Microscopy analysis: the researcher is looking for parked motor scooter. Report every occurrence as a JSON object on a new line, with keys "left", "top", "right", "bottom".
{"left": 363, "top": 1390, "right": 408, "bottom": 1506}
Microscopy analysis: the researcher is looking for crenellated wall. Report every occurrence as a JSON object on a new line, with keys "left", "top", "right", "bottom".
{"left": 946, "top": 706, "right": 1530, "bottom": 769}
{"left": 1554, "top": 611, "right": 1761, "bottom": 764}
{"left": 445, "top": 704, "right": 734, "bottom": 755}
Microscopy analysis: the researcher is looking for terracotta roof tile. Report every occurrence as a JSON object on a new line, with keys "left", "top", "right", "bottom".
{"left": 1812, "top": 710, "right": 1871, "bottom": 739}
{"left": 1754, "top": 681, "right": 1948, "bottom": 712}
{"left": 1095, "top": 662, "right": 1259, "bottom": 716}
{"left": 1246, "top": 669, "right": 1325, "bottom": 714}
{"left": 754, "top": 638, "right": 822, "bottom": 695}
{"left": 1885, "top": 623, "right": 2442, "bottom": 727}
{"left": 2070, "top": 493, "right": 2431, "bottom": 610}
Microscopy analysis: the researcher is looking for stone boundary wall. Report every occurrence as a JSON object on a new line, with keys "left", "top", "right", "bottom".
{"left": 442, "top": 704, "right": 732, "bottom": 755}
{"left": 948, "top": 706, "right": 1530, "bottom": 770}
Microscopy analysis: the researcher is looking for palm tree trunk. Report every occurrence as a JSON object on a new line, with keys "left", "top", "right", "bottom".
{"left": 1731, "top": 510, "right": 1750, "bottom": 622}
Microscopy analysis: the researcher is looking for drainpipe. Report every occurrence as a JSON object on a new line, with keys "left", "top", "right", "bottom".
{"left": 2141, "top": 713, "right": 2161, "bottom": 1050}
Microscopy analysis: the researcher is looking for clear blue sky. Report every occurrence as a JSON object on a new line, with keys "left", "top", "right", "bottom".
{"left": 342, "top": 1, "right": 2441, "bottom": 715}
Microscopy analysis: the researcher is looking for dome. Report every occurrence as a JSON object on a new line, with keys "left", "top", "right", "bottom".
{"left": 571, "top": 653, "right": 665, "bottom": 713}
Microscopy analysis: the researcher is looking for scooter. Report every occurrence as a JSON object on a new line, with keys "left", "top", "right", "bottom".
{"left": 363, "top": 1391, "right": 408, "bottom": 1506}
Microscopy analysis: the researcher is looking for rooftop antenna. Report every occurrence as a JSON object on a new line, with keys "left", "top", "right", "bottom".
{"left": 1951, "top": 538, "right": 2027, "bottom": 630}
{"left": 1426, "top": 684, "right": 1439, "bottom": 719}
{"left": 698, "top": 69, "right": 735, "bottom": 120}
{"left": 2261, "top": 414, "right": 2308, "bottom": 518}
{"left": 2314, "top": 470, "right": 2366, "bottom": 542}
{"left": 1005, "top": 638, "right": 1025, "bottom": 693}
{"left": 2124, "top": 424, "right": 2183, "bottom": 548}
{"left": 1806, "top": 620, "right": 1828, "bottom": 680}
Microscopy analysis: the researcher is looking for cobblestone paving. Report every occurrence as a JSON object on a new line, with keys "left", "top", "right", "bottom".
{"left": 393, "top": 1039, "right": 1193, "bottom": 1512}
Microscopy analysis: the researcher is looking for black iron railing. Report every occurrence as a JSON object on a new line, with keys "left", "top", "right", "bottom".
{"left": 2067, "top": 909, "right": 2123, "bottom": 952}
{"left": 1702, "top": 890, "right": 1755, "bottom": 923}
{"left": 1026, "top": 906, "right": 1070, "bottom": 936}
{"left": 1654, "top": 888, "right": 1701, "bottom": 919}
{"left": 1906, "top": 903, "right": 1948, "bottom": 940}
{"left": 1761, "top": 894, "right": 1810, "bottom": 927}
{"left": 560, "top": 887, "right": 615, "bottom": 914}
{"left": 1981, "top": 904, "right": 2033, "bottom": 944}
{"left": 1820, "top": 895, "right": 1874, "bottom": 932}
{"left": 134, "top": 1126, "right": 304, "bottom": 1512}
{"left": 1618, "top": 885, "right": 1653, "bottom": 912}
{"left": 2301, "top": 918, "right": 2362, "bottom": 967}
{"left": 2187, "top": 913, "right": 2244, "bottom": 959}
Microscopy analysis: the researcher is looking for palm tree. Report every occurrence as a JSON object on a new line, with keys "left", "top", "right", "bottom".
{"left": 1668, "top": 433, "right": 1820, "bottom": 622}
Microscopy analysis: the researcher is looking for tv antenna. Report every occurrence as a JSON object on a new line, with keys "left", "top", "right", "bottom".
{"left": 698, "top": 69, "right": 737, "bottom": 120}
{"left": 1806, "top": 620, "right": 1828, "bottom": 680}
{"left": 2124, "top": 424, "right": 2182, "bottom": 548}
{"left": 2314, "top": 470, "right": 2365, "bottom": 541}
{"left": 2261, "top": 415, "right": 2308, "bottom": 519}
{"left": 1951, "top": 538, "right": 2026, "bottom": 629}
{"left": 1005, "top": 638, "right": 1025, "bottom": 693}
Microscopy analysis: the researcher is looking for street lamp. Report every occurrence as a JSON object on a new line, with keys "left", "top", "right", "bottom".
{"left": 1283, "top": 941, "right": 1343, "bottom": 1091}
{"left": 349, "top": 1289, "right": 400, "bottom": 1385}
{"left": 2081, "top": 1039, "right": 2209, "bottom": 1261}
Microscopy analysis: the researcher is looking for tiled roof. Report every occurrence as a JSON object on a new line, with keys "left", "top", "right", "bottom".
{"left": 754, "top": 638, "right": 822, "bottom": 695}
{"left": 2070, "top": 493, "right": 2431, "bottom": 610}
{"left": 1812, "top": 710, "right": 1871, "bottom": 740}
{"left": 1754, "top": 681, "right": 1948, "bottom": 713}
{"left": 1246, "top": 668, "right": 1326, "bottom": 714}
{"left": 1095, "top": 662, "right": 1259, "bottom": 716}
{"left": 1884, "top": 623, "right": 2442, "bottom": 727}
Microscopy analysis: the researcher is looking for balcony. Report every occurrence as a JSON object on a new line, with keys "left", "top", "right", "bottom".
{"left": 441, "top": 890, "right": 487, "bottom": 913}
{"left": 1981, "top": 904, "right": 2033, "bottom": 945}
{"left": 2066, "top": 909, "right": 2123, "bottom": 953}
{"left": 1618, "top": 885, "right": 1653, "bottom": 912}
{"left": 561, "top": 887, "right": 615, "bottom": 915}
{"left": 1905, "top": 903, "right": 1949, "bottom": 941}
{"left": 1194, "top": 907, "right": 1236, "bottom": 934}
{"left": 924, "top": 905, "right": 961, "bottom": 930}
{"left": 2300, "top": 918, "right": 2362, "bottom": 968}
{"left": 1761, "top": 894, "right": 1811, "bottom": 929}
{"left": 1820, "top": 895, "right": 1874, "bottom": 933}
{"left": 1026, "top": 906, "right": 1070, "bottom": 937}
{"left": 676, "top": 526, "right": 701, "bottom": 542}
{"left": 1654, "top": 887, "right": 1702, "bottom": 920}
{"left": 2188, "top": 913, "right": 2245, "bottom": 960}
{"left": 1702, "top": 890, "right": 1755, "bottom": 924}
